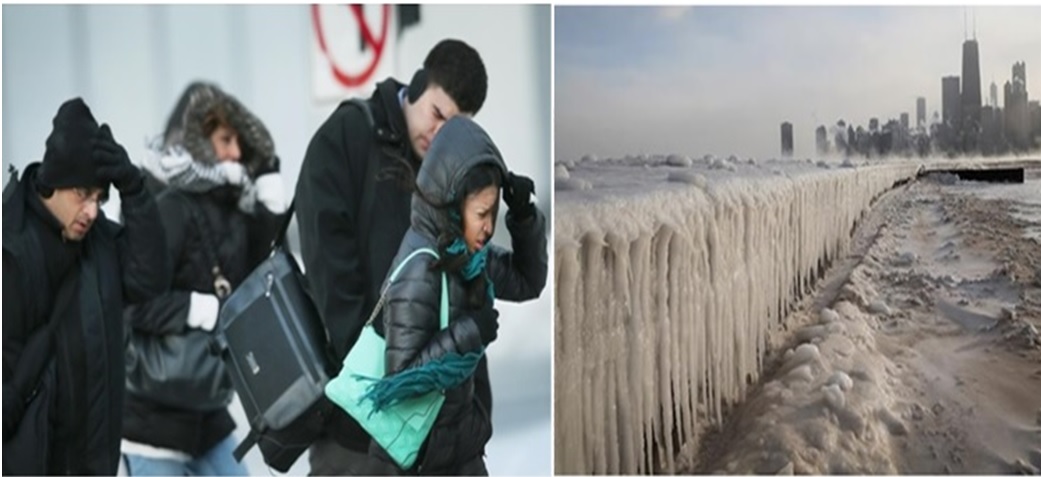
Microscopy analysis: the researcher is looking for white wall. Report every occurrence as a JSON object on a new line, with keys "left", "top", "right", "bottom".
{"left": 2, "top": 4, "right": 552, "bottom": 221}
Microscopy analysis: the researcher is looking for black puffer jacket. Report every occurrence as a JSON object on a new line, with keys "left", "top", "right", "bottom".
{"left": 3, "top": 164, "right": 170, "bottom": 475}
{"left": 376, "top": 116, "right": 548, "bottom": 473}
{"left": 122, "top": 83, "right": 284, "bottom": 456}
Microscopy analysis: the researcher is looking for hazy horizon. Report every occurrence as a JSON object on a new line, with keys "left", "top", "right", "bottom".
{"left": 555, "top": 6, "right": 1041, "bottom": 162}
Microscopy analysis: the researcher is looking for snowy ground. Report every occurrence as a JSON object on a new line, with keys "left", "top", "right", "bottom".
{"left": 689, "top": 173, "right": 1041, "bottom": 474}
{"left": 554, "top": 153, "right": 1039, "bottom": 474}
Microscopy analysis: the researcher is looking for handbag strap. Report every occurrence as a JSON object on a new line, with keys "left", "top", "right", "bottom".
{"left": 185, "top": 201, "right": 232, "bottom": 300}
{"left": 365, "top": 247, "right": 448, "bottom": 331}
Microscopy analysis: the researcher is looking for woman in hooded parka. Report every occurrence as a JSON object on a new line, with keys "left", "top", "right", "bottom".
{"left": 366, "top": 116, "right": 548, "bottom": 475}
{"left": 120, "top": 82, "right": 287, "bottom": 475}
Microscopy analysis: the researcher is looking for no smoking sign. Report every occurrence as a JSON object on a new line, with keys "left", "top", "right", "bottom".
{"left": 311, "top": 4, "right": 397, "bottom": 102}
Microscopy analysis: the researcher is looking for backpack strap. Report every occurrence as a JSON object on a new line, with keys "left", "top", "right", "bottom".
{"left": 342, "top": 98, "right": 380, "bottom": 266}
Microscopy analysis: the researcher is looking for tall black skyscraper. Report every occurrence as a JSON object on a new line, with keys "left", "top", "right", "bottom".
{"left": 916, "top": 97, "right": 926, "bottom": 129}
{"left": 781, "top": 122, "right": 793, "bottom": 157}
{"left": 1005, "top": 61, "right": 1030, "bottom": 150}
{"left": 961, "top": 39, "right": 982, "bottom": 151}
{"left": 942, "top": 76, "right": 962, "bottom": 129}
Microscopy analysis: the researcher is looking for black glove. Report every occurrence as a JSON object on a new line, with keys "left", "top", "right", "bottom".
{"left": 502, "top": 172, "right": 535, "bottom": 220}
{"left": 253, "top": 154, "right": 281, "bottom": 177}
{"left": 471, "top": 308, "right": 500, "bottom": 347}
{"left": 93, "top": 124, "right": 143, "bottom": 194}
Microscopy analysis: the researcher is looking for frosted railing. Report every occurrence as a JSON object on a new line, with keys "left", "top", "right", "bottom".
{"left": 554, "top": 163, "right": 920, "bottom": 474}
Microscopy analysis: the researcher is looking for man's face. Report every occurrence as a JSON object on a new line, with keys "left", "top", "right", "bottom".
{"left": 403, "top": 84, "right": 466, "bottom": 159}
{"left": 43, "top": 186, "right": 106, "bottom": 241}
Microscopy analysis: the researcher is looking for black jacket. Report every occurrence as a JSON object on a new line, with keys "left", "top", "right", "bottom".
{"left": 377, "top": 116, "right": 548, "bottom": 473}
{"left": 121, "top": 185, "right": 282, "bottom": 455}
{"left": 122, "top": 82, "right": 284, "bottom": 456}
{"left": 296, "top": 78, "right": 424, "bottom": 451}
{"left": 3, "top": 164, "right": 170, "bottom": 475}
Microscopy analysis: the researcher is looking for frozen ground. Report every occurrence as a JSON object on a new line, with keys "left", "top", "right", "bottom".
{"left": 554, "top": 153, "right": 1039, "bottom": 474}
{"left": 689, "top": 174, "right": 1041, "bottom": 474}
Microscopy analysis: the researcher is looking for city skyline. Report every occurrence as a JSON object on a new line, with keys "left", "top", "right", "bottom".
{"left": 556, "top": 6, "right": 1041, "bottom": 161}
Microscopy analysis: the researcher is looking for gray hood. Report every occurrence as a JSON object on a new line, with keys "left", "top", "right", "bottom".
{"left": 411, "top": 116, "right": 508, "bottom": 241}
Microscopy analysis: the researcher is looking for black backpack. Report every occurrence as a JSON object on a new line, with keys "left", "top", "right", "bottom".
{"left": 215, "top": 98, "right": 379, "bottom": 472}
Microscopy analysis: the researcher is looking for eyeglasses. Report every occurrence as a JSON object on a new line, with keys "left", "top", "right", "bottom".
{"left": 74, "top": 187, "right": 109, "bottom": 207}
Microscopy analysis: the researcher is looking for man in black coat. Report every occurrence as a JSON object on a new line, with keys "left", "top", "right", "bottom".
{"left": 2, "top": 97, "right": 171, "bottom": 475}
{"left": 296, "top": 39, "right": 508, "bottom": 474}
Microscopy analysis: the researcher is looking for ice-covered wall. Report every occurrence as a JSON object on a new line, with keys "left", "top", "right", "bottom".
{"left": 553, "top": 159, "right": 920, "bottom": 474}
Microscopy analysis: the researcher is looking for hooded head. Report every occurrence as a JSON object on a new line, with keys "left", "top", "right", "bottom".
{"left": 162, "top": 81, "right": 277, "bottom": 179}
{"left": 411, "top": 116, "right": 508, "bottom": 247}
{"left": 37, "top": 97, "right": 106, "bottom": 190}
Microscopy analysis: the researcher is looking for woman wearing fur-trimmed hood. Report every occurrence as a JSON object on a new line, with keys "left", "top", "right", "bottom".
{"left": 121, "top": 81, "right": 286, "bottom": 476}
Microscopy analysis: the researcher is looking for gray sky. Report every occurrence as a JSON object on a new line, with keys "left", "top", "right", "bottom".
{"left": 555, "top": 6, "right": 1041, "bottom": 162}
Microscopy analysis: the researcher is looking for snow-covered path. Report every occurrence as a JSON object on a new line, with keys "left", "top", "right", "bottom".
{"left": 690, "top": 175, "right": 1041, "bottom": 474}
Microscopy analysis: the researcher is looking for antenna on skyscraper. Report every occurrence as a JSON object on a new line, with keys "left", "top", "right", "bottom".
{"left": 963, "top": 8, "right": 967, "bottom": 40}
{"left": 972, "top": 9, "right": 976, "bottom": 40}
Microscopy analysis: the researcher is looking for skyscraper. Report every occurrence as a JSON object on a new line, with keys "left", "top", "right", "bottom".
{"left": 990, "top": 81, "right": 999, "bottom": 108}
{"left": 942, "top": 76, "right": 962, "bottom": 129}
{"left": 900, "top": 113, "right": 910, "bottom": 131}
{"left": 1005, "top": 61, "right": 1030, "bottom": 150}
{"left": 815, "top": 125, "right": 829, "bottom": 156}
{"left": 781, "top": 122, "right": 793, "bottom": 157}
{"left": 916, "top": 97, "right": 926, "bottom": 129}
{"left": 961, "top": 39, "right": 982, "bottom": 151}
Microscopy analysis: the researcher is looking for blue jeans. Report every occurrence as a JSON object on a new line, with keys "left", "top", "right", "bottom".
{"left": 124, "top": 435, "right": 248, "bottom": 476}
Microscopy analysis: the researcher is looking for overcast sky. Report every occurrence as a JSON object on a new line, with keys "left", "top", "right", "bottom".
{"left": 555, "top": 6, "right": 1041, "bottom": 162}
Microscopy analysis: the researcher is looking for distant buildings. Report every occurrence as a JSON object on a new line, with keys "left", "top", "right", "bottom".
{"left": 815, "top": 125, "right": 829, "bottom": 156}
{"left": 781, "top": 122, "right": 793, "bottom": 157}
{"left": 916, "top": 97, "right": 926, "bottom": 129}
{"left": 1005, "top": 61, "right": 1031, "bottom": 150}
{"left": 787, "top": 35, "right": 1037, "bottom": 159}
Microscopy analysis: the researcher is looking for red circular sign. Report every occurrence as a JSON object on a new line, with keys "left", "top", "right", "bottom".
{"left": 311, "top": 4, "right": 390, "bottom": 88}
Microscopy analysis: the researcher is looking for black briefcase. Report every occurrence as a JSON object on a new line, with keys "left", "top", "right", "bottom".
{"left": 215, "top": 202, "right": 335, "bottom": 472}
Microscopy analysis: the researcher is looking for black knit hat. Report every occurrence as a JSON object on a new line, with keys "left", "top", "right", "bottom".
{"left": 37, "top": 97, "right": 104, "bottom": 189}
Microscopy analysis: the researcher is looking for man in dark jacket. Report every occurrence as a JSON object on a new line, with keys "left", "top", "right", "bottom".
{"left": 2, "top": 97, "right": 171, "bottom": 475}
{"left": 296, "top": 39, "right": 505, "bottom": 474}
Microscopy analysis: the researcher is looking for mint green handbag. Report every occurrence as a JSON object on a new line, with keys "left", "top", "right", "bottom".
{"left": 324, "top": 247, "right": 449, "bottom": 470}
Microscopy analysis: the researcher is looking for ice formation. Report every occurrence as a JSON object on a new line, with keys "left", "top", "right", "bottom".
{"left": 554, "top": 155, "right": 1031, "bottom": 474}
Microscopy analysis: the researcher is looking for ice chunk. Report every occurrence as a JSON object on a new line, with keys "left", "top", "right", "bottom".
{"left": 666, "top": 154, "right": 692, "bottom": 167}
{"left": 788, "top": 343, "right": 821, "bottom": 367}
{"left": 786, "top": 364, "right": 814, "bottom": 384}
{"left": 828, "top": 371, "right": 853, "bottom": 391}
{"left": 816, "top": 160, "right": 831, "bottom": 169}
{"left": 868, "top": 300, "right": 891, "bottom": 316}
{"left": 555, "top": 164, "right": 570, "bottom": 180}
{"left": 822, "top": 383, "right": 845, "bottom": 409}
{"left": 820, "top": 308, "right": 840, "bottom": 324}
